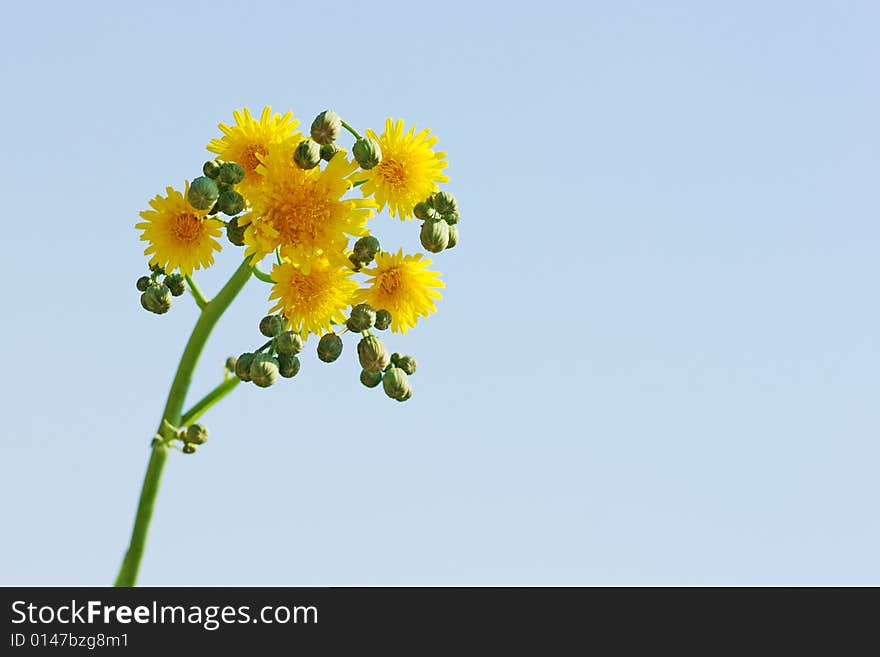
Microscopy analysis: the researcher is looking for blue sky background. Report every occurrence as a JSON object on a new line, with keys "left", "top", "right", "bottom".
{"left": 1, "top": 1, "right": 877, "bottom": 585}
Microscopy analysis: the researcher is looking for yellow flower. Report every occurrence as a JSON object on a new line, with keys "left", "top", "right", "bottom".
{"left": 244, "top": 146, "right": 375, "bottom": 265}
{"left": 355, "top": 249, "right": 444, "bottom": 334}
{"left": 268, "top": 256, "right": 359, "bottom": 337}
{"left": 207, "top": 106, "right": 301, "bottom": 200}
{"left": 135, "top": 184, "right": 223, "bottom": 276}
{"left": 358, "top": 118, "right": 449, "bottom": 220}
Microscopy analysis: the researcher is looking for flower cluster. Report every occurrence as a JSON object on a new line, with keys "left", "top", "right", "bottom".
{"left": 135, "top": 106, "right": 461, "bottom": 404}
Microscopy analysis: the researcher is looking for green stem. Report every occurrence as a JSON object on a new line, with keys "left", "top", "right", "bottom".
{"left": 341, "top": 120, "right": 362, "bottom": 140}
{"left": 115, "top": 257, "right": 254, "bottom": 587}
{"left": 180, "top": 377, "right": 240, "bottom": 426}
{"left": 185, "top": 274, "right": 209, "bottom": 309}
{"left": 252, "top": 265, "right": 274, "bottom": 284}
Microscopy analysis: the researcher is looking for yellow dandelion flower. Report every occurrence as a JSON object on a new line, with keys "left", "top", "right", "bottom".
{"left": 358, "top": 118, "right": 449, "bottom": 220}
{"left": 244, "top": 147, "right": 376, "bottom": 265}
{"left": 355, "top": 249, "right": 444, "bottom": 334}
{"left": 268, "top": 256, "right": 359, "bottom": 337}
{"left": 135, "top": 184, "right": 223, "bottom": 276}
{"left": 207, "top": 106, "right": 301, "bottom": 200}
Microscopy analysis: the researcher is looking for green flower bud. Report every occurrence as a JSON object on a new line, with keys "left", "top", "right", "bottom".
{"left": 249, "top": 353, "right": 280, "bottom": 388}
{"left": 275, "top": 331, "right": 303, "bottom": 355}
{"left": 259, "top": 314, "right": 285, "bottom": 338}
{"left": 374, "top": 309, "right": 392, "bottom": 331}
{"left": 310, "top": 109, "right": 342, "bottom": 145}
{"left": 320, "top": 143, "right": 341, "bottom": 161}
{"left": 446, "top": 225, "right": 458, "bottom": 249}
{"left": 360, "top": 369, "right": 382, "bottom": 388}
{"left": 186, "top": 423, "right": 209, "bottom": 445}
{"left": 352, "top": 137, "right": 382, "bottom": 170}
{"left": 419, "top": 218, "right": 449, "bottom": 253}
{"left": 218, "top": 189, "right": 245, "bottom": 216}
{"left": 225, "top": 356, "right": 238, "bottom": 372}
{"left": 352, "top": 235, "right": 380, "bottom": 265}
{"left": 218, "top": 161, "right": 246, "bottom": 185}
{"left": 294, "top": 138, "right": 322, "bottom": 169}
{"left": 140, "top": 284, "right": 172, "bottom": 314}
{"left": 382, "top": 366, "right": 412, "bottom": 401}
{"left": 317, "top": 333, "right": 343, "bottom": 363}
{"left": 413, "top": 201, "right": 439, "bottom": 221}
{"left": 234, "top": 352, "right": 255, "bottom": 382}
{"left": 188, "top": 176, "right": 220, "bottom": 210}
{"left": 182, "top": 443, "right": 197, "bottom": 454}
{"left": 348, "top": 254, "right": 362, "bottom": 271}
{"left": 203, "top": 160, "right": 222, "bottom": 179}
{"left": 357, "top": 335, "right": 390, "bottom": 373}
{"left": 164, "top": 273, "right": 186, "bottom": 297}
{"left": 442, "top": 211, "right": 460, "bottom": 225}
{"left": 397, "top": 355, "right": 417, "bottom": 375}
{"left": 346, "top": 303, "right": 376, "bottom": 332}
{"left": 227, "top": 217, "right": 247, "bottom": 246}
{"left": 136, "top": 276, "right": 151, "bottom": 292}
{"left": 431, "top": 191, "right": 457, "bottom": 214}
{"left": 278, "top": 353, "right": 301, "bottom": 378}
{"left": 390, "top": 352, "right": 401, "bottom": 367}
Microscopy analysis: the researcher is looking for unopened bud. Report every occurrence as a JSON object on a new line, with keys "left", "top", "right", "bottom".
{"left": 374, "top": 309, "right": 392, "bottom": 331}
{"left": 320, "top": 143, "right": 341, "bottom": 161}
{"left": 420, "top": 218, "right": 449, "bottom": 253}
{"left": 397, "top": 355, "right": 417, "bottom": 375}
{"left": 442, "top": 211, "right": 460, "bottom": 225}
{"left": 227, "top": 217, "right": 247, "bottom": 246}
{"left": 446, "top": 225, "right": 458, "bottom": 249}
{"left": 165, "top": 273, "right": 186, "bottom": 297}
{"left": 413, "top": 201, "right": 439, "bottom": 221}
{"left": 352, "top": 137, "right": 382, "bottom": 169}
{"left": 317, "top": 333, "right": 343, "bottom": 362}
{"left": 188, "top": 176, "right": 220, "bottom": 210}
{"left": 431, "top": 191, "right": 457, "bottom": 214}
{"left": 249, "top": 353, "right": 280, "bottom": 388}
{"left": 218, "top": 189, "right": 245, "bottom": 216}
{"left": 225, "top": 356, "right": 238, "bottom": 372}
{"left": 382, "top": 366, "right": 412, "bottom": 402}
{"left": 278, "top": 353, "right": 301, "bottom": 378}
{"left": 310, "top": 110, "right": 342, "bottom": 145}
{"left": 259, "top": 314, "right": 285, "bottom": 337}
{"left": 218, "top": 161, "right": 246, "bottom": 185}
{"left": 234, "top": 352, "right": 255, "bottom": 382}
{"left": 360, "top": 369, "right": 382, "bottom": 388}
{"left": 275, "top": 331, "right": 303, "bottom": 355}
{"left": 186, "top": 423, "right": 209, "bottom": 445}
{"left": 352, "top": 235, "right": 380, "bottom": 265}
{"left": 346, "top": 303, "right": 376, "bottom": 332}
{"left": 141, "top": 284, "right": 172, "bottom": 314}
{"left": 357, "top": 335, "right": 390, "bottom": 372}
{"left": 182, "top": 443, "right": 197, "bottom": 454}
{"left": 294, "top": 138, "right": 321, "bottom": 169}
{"left": 136, "top": 276, "right": 151, "bottom": 292}
{"left": 203, "top": 160, "right": 222, "bottom": 179}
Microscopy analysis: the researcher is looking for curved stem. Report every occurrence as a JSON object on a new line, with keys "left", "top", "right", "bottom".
{"left": 185, "top": 274, "right": 209, "bottom": 309}
{"left": 180, "top": 377, "right": 240, "bottom": 426}
{"left": 115, "top": 257, "right": 254, "bottom": 587}
{"left": 252, "top": 265, "right": 275, "bottom": 284}
{"left": 341, "top": 120, "right": 362, "bottom": 140}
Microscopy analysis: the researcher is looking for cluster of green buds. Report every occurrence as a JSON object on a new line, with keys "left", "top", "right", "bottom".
{"left": 153, "top": 419, "right": 210, "bottom": 455}
{"left": 293, "top": 109, "right": 344, "bottom": 170}
{"left": 414, "top": 191, "right": 460, "bottom": 253}
{"left": 188, "top": 159, "right": 248, "bottom": 246}
{"left": 314, "top": 301, "right": 415, "bottom": 401}
{"left": 136, "top": 263, "right": 186, "bottom": 315}
{"left": 232, "top": 314, "right": 303, "bottom": 388}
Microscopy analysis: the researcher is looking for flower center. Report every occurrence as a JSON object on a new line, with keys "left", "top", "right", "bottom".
{"left": 242, "top": 143, "right": 269, "bottom": 172}
{"left": 377, "top": 158, "right": 407, "bottom": 188}
{"left": 171, "top": 213, "right": 202, "bottom": 242}
{"left": 378, "top": 266, "right": 403, "bottom": 295}
{"left": 268, "top": 182, "right": 333, "bottom": 248}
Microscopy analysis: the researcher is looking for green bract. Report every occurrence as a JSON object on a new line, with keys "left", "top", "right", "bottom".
{"left": 357, "top": 335, "right": 390, "bottom": 373}
{"left": 187, "top": 176, "right": 219, "bottom": 210}
{"left": 352, "top": 136, "right": 382, "bottom": 169}
{"left": 310, "top": 109, "right": 342, "bottom": 145}
{"left": 317, "top": 333, "right": 343, "bottom": 363}
{"left": 420, "top": 218, "right": 450, "bottom": 253}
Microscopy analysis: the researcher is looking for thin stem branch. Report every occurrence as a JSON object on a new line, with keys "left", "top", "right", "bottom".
{"left": 115, "top": 257, "right": 254, "bottom": 587}
{"left": 185, "top": 274, "right": 209, "bottom": 309}
{"left": 341, "top": 120, "right": 362, "bottom": 140}
{"left": 180, "top": 377, "right": 240, "bottom": 426}
{"left": 252, "top": 265, "right": 275, "bottom": 284}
